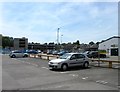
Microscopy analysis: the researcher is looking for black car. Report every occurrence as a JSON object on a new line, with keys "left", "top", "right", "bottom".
{"left": 26, "top": 50, "right": 38, "bottom": 54}
{"left": 57, "top": 51, "right": 68, "bottom": 56}
{"left": 87, "top": 51, "right": 106, "bottom": 58}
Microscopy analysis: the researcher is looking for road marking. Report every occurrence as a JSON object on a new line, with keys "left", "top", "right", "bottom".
{"left": 41, "top": 85, "right": 65, "bottom": 89}
{"left": 12, "top": 58, "right": 25, "bottom": 63}
{"left": 12, "top": 58, "right": 39, "bottom": 67}
{"left": 59, "top": 72, "right": 69, "bottom": 74}
{"left": 82, "top": 77, "right": 88, "bottom": 80}
{"left": 41, "top": 67, "right": 49, "bottom": 69}
{"left": 96, "top": 80, "right": 108, "bottom": 84}
{"left": 69, "top": 74, "right": 78, "bottom": 77}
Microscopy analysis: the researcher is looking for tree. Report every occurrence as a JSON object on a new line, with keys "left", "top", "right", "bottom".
{"left": 89, "top": 41, "right": 95, "bottom": 46}
{"left": 2, "top": 36, "right": 14, "bottom": 48}
{"left": 96, "top": 42, "right": 100, "bottom": 45}
{"left": 76, "top": 40, "right": 80, "bottom": 45}
{"left": 73, "top": 40, "right": 80, "bottom": 45}
{"left": 2, "top": 36, "right": 11, "bottom": 48}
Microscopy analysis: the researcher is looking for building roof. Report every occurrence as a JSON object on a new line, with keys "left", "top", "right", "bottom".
{"left": 100, "top": 36, "right": 120, "bottom": 43}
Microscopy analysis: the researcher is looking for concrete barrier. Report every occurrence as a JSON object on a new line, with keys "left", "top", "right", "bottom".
{"left": 91, "top": 58, "right": 120, "bottom": 68}
{"left": 29, "top": 54, "right": 59, "bottom": 60}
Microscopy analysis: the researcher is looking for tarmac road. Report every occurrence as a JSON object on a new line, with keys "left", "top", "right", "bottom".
{"left": 2, "top": 54, "right": 119, "bottom": 90}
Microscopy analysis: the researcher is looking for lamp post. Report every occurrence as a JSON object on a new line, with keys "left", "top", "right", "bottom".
{"left": 61, "top": 34, "right": 63, "bottom": 44}
{"left": 61, "top": 34, "right": 63, "bottom": 50}
{"left": 57, "top": 28, "right": 60, "bottom": 45}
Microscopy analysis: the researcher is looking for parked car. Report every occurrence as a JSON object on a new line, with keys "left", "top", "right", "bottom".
{"left": 37, "top": 50, "right": 42, "bottom": 53}
{"left": 9, "top": 50, "right": 28, "bottom": 58}
{"left": 48, "top": 53, "right": 90, "bottom": 71}
{"left": 57, "top": 50, "right": 68, "bottom": 56}
{"left": 52, "top": 50, "right": 59, "bottom": 55}
{"left": 47, "top": 50, "right": 53, "bottom": 54}
{"left": 87, "top": 51, "right": 106, "bottom": 58}
{"left": 26, "top": 50, "right": 38, "bottom": 54}
{"left": 83, "top": 51, "right": 91, "bottom": 56}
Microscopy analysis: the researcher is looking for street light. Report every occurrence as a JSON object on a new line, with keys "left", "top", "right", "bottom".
{"left": 57, "top": 28, "right": 60, "bottom": 45}
{"left": 61, "top": 34, "right": 63, "bottom": 44}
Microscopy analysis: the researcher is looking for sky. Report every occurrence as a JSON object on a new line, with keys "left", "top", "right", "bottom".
{"left": 0, "top": 1, "right": 118, "bottom": 44}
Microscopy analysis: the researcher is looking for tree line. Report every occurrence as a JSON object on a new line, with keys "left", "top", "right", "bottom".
{"left": 1, "top": 34, "right": 100, "bottom": 50}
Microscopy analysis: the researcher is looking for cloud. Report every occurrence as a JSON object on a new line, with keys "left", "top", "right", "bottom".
{"left": 1, "top": 2, "right": 118, "bottom": 44}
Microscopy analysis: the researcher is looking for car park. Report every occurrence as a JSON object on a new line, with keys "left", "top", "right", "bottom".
{"left": 9, "top": 50, "right": 28, "bottom": 58}
{"left": 48, "top": 53, "right": 90, "bottom": 71}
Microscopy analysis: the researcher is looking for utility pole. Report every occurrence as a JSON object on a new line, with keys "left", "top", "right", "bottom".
{"left": 57, "top": 28, "right": 60, "bottom": 45}
{"left": 61, "top": 34, "right": 63, "bottom": 44}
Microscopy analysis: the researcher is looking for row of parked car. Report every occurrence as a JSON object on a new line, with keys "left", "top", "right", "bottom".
{"left": 9, "top": 49, "right": 70, "bottom": 58}
{"left": 9, "top": 49, "right": 106, "bottom": 59}
{"left": 9, "top": 50, "right": 39, "bottom": 58}
{"left": 47, "top": 50, "right": 69, "bottom": 56}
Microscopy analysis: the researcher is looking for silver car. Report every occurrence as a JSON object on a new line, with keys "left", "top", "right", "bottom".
{"left": 9, "top": 50, "right": 28, "bottom": 58}
{"left": 48, "top": 53, "right": 90, "bottom": 71}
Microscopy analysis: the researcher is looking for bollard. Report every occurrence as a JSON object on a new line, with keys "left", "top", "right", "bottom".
{"left": 109, "top": 62, "right": 112, "bottom": 68}
{"left": 47, "top": 56, "right": 49, "bottom": 60}
{"left": 39, "top": 55, "right": 42, "bottom": 59}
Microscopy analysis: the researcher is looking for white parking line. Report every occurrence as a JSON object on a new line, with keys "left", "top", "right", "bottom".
{"left": 82, "top": 77, "right": 88, "bottom": 80}
{"left": 12, "top": 58, "right": 25, "bottom": 63}
{"left": 96, "top": 80, "right": 108, "bottom": 84}
{"left": 12, "top": 58, "right": 39, "bottom": 67}
{"left": 69, "top": 74, "right": 78, "bottom": 77}
{"left": 41, "top": 85, "right": 65, "bottom": 89}
{"left": 59, "top": 72, "right": 69, "bottom": 74}
{"left": 41, "top": 67, "right": 49, "bottom": 70}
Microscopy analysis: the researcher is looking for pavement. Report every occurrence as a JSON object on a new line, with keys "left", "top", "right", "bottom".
{"left": 1, "top": 54, "right": 119, "bottom": 90}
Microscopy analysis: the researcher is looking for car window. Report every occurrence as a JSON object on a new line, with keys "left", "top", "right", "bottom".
{"left": 70, "top": 54, "right": 77, "bottom": 60}
{"left": 77, "top": 54, "right": 85, "bottom": 59}
{"left": 14, "top": 51, "right": 22, "bottom": 53}
{"left": 60, "top": 53, "right": 71, "bottom": 59}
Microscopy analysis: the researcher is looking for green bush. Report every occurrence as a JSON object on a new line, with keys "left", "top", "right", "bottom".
{"left": 98, "top": 50, "right": 106, "bottom": 54}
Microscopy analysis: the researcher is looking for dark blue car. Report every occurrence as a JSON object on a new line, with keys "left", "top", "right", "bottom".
{"left": 26, "top": 50, "right": 38, "bottom": 54}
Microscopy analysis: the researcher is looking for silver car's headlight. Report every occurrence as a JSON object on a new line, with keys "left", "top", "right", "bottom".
{"left": 57, "top": 62, "right": 61, "bottom": 64}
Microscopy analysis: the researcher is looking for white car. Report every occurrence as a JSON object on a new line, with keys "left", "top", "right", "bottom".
{"left": 48, "top": 53, "right": 90, "bottom": 71}
{"left": 9, "top": 50, "right": 28, "bottom": 58}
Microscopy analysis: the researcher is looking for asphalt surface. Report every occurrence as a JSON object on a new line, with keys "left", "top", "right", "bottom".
{"left": 2, "top": 54, "right": 119, "bottom": 90}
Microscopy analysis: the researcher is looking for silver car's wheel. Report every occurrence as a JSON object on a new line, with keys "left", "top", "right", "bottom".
{"left": 83, "top": 62, "right": 89, "bottom": 68}
{"left": 11, "top": 55, "right": 16, "bottom": 58}
{"left": 61, "top": 64, "right": 68, "bottom": 71}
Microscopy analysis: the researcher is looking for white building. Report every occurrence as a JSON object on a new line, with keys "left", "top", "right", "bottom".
{"left": 99, "top": 36, "right": 120, "bottom": 56}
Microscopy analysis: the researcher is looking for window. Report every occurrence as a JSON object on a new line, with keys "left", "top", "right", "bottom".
{"left": 78, "top": 54, "right": 85, "bottom": 58}
{"left": 70, "top": 54, "right": 76, "bottom": 60}
{"left": 70, "top": 54, "right": 85, "bottom": 60}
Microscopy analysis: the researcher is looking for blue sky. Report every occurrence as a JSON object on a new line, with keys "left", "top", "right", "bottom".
{"left": 0, "top": 2, "right": 118, "bottom": 44}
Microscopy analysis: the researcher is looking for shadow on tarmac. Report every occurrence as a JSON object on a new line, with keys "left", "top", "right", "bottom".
{"left": 49, "top": 66, "right": 92, "bottom": 72}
